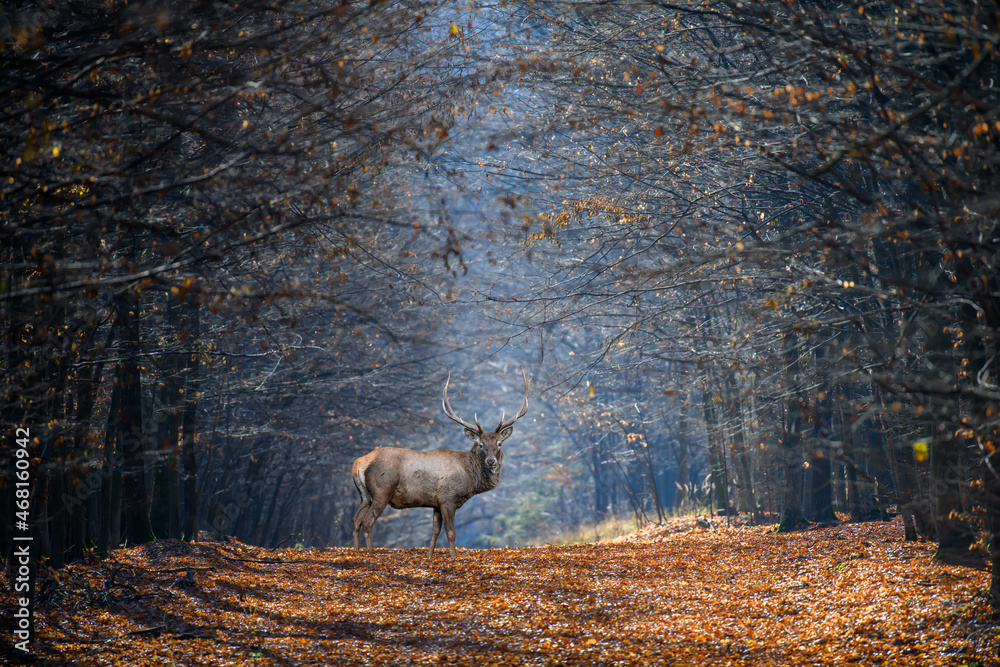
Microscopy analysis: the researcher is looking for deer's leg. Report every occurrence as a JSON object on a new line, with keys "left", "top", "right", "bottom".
{"left": 428, "top": 507, "right": 443, "bottom": 556}
{"left": 441, "top": 504, "right": 458, "bottom": 557}
{"left": 352, "top": 467, "right": 373, "bottom": 550}
{"left": 362, "top": 496, "right": 389, "bottom": 550}
{"left": 352, "top": 502, "right": 369, "bottom": 550}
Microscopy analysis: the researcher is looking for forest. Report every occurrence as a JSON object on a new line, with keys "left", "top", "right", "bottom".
{"left": 3, "top": 0, "right": 1000, "bottom": 663}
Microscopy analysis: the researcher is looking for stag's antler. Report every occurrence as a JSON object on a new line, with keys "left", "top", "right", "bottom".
{"left": 496, "top": 369, "right": 530, "bottom": 432}
{"left": 442, "top": 372, "right": 481, "bottom": 432}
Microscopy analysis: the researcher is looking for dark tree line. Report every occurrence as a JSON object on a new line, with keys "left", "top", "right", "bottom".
{"left": 1, "top": 0, "right": 493, "bottom": 575}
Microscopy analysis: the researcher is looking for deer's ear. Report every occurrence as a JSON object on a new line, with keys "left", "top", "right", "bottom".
{"left": 498, "top": 426, "right": 514, "bottom": 442}
{"left": 464, "top": 428, "right": 481, "bottom": 442}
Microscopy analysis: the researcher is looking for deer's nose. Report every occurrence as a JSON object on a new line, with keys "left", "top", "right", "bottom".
{"left": 485, "top": 457, "right": 498, "bottom": 468}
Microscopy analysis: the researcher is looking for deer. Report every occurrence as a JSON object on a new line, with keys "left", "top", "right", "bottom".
{"left": 351, "top": 369, "right": 530, "bottom": 557}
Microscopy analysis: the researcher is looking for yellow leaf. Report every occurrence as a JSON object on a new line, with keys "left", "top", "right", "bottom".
{"left": 913, "top": 439, "right": 929, "bottom": 463}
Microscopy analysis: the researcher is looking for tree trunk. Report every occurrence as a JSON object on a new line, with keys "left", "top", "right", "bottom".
{"left": 930, "top": 435, "right": 974, "bottom": 557}
{"left": 109, "top": 463, "right": 124, "bottom": 549}
{"left": 807, "top": 450, "right": 834, "bottom": 522}
{"left": 151, "top": 290, "right": 184, "bottom": 539}
{"left": 119, "top": 288, "right": 156, "bottom": 546}
{"left": 727, "top": 388, "right": 761, "bottom": 520}
{"left": 67, "top": 323, "right": 109, "bottom": 561}
{"left": 987, "top": 441, "right": 1000, "bottom": 608}
{"left": 674, "top": 404, "right": 690, "bottom": 510}
{"left": 98, "top": 358, "right": 124, "bottom": 556}
{"left": 778, "top": 332, "right": 805, "bottom": 532}
{"left": 587, "top": 432, "right": 610, "bottom": 521}
{"left": 843, "top": 389, "right": 882, "bottom": 522}
{"left": 807, "top": 346, "right": 836, "bottom": 523}
{"left": 702, "top": 385, "right": 730, "bottom": 516}
{"left": 181, "top": 293, "right": 200, "bottom": 542}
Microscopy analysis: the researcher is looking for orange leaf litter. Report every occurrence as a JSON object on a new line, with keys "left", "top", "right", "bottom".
{"left": 10, "top": 518, "right": 998, "bottom": 665}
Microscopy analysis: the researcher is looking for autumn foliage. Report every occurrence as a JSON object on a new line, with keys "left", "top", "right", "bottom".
{"left": 6, "top": 517, "right": 996, "bottom": 666}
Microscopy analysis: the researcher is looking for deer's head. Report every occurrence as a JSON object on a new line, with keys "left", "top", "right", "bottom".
{"left": 442, "top": 369, "right": 530, "bottom": 471}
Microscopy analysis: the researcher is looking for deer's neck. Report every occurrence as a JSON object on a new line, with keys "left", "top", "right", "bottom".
{"left": 468, "top": 449, "right": 503, "bottom": 495}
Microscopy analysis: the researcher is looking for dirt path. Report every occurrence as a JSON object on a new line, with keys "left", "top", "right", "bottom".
{"left": 11, "top": 518, "right": 998, "bottom": 665}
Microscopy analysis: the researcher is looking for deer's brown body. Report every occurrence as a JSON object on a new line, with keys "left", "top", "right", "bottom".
{"left": 352, "top": 370, "right": 529, "bottom": 556}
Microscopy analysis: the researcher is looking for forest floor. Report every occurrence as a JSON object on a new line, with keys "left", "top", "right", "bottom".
{"left": 5, "top": 517, "right": 999, "bottom": 666}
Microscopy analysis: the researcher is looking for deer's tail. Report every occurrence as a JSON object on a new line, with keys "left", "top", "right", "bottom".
{"left": 353, "top": 463, "right": 373, "bottom": 505}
